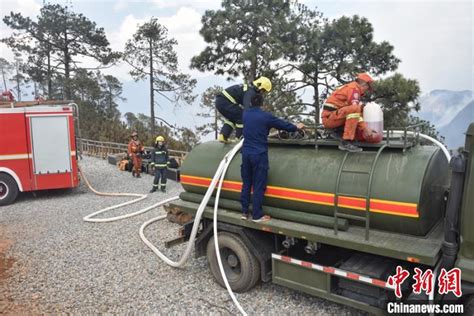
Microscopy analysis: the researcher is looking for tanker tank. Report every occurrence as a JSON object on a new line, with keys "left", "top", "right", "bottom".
{"left": 180, "top": 141, "right": 449, "bottom": 236}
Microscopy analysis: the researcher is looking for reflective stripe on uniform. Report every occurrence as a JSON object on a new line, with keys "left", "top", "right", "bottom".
{"left": 222, "top": 90, "right": 237, "bottom": 104}
{"left": 359, "top": 117, "right": 364, "bottom": 122}
{"left": 224, "top": 120, "right": 236, "bottom": 128}
{"left": 155, "top": 164, "right": 167, "bottom": 168}
{"left": 155, "top": 151, "right": 166, "bottom": 154}
{"left": 346, "top": 113, "right": 361, "bottom": 120}
{"left": 235, "top": 123, "right": 243, "bottom": 128}
{"left": 222, "top": 84, "right": 247, "bottom": 105}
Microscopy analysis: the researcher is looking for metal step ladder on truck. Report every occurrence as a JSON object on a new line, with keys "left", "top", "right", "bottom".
{"left": 0, "top": 101, "right": 80, "bottom": 206}
{"left": 166, "top": 123, "right": 474, "bottom": 314}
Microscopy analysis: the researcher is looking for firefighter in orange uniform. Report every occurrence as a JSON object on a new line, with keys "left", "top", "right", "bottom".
{"left": 322, "top": 73, "right": 380, "bottom": 152}
{"left": 128, "top": 131, "right": 144, "bottom": 178}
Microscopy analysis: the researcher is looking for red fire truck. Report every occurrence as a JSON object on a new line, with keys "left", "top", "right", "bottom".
{"left": 0, "top": 102, "right": 80, "bottom": 206}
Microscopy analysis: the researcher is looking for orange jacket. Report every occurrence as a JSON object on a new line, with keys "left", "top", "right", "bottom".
{"left": 325, "top": 81, "right": 364, "bottom": 109}
{"left": 128, "top": 140, "right": 144, "bottom": 155}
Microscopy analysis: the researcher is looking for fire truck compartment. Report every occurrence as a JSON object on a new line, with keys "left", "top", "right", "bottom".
{"left": 30, "top": 116, "right": 72, "bottom": 174}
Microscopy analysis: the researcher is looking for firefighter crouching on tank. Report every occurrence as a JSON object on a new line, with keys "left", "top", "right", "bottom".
{"left": 322, "top": 73, "right": 382, "bottom": 153}
{"left": 149, "top": 136, "right": 169, "bottom": 193}
{"left": 128, "top": 131, "right": 144, "bottom": 178}
{"left": 216, "top": 76, "right": 272, "bottom": 143}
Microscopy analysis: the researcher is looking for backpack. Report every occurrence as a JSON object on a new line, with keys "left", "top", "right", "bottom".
{"left": 167, "top": 158, "right": 179, "bottom": 169}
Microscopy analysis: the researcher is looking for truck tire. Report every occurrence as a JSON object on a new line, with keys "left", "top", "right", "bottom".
{"left": 0, "top": 173, "right": 19, "bottom": 206}
{"left": 206, "top": 232, "right": 261, "bottom": 293}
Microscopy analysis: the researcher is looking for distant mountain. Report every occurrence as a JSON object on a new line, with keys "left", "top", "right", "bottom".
{"left": 439, "top": 100, "right": 474, "bottom": 149}
{"left": 416, "top": 90, "right": 473, "bottom": 127}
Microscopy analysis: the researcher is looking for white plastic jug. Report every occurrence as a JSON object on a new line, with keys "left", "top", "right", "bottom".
{"left": 363, "top": 102, "right": 384, "bottom": 135}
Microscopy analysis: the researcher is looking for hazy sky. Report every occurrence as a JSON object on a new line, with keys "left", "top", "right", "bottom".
{"left": 0, "top": 0, "right": 472, "bottom": 133}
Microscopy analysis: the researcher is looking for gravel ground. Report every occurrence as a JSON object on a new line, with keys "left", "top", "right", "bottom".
{"left": 0, "top": 156, "right": 366, "bottom": 315}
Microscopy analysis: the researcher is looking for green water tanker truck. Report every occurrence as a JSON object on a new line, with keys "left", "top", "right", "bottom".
{"left": 166, "top": 124, "right": 474, "bottom": 314}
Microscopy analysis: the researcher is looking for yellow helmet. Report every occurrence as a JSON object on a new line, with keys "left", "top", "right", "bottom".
{"left": 253, "top": 76, "right": 272, "bottom": 93}
{"left": 156, "top": 136, "right": 165, "bottom": 142}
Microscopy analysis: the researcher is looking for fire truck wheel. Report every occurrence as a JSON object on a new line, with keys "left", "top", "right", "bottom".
{"left": 0, "top": 173, "right": 19, "bottom": 206}
{"left": 206, "top": 232, "right": 261, "bottom": 293}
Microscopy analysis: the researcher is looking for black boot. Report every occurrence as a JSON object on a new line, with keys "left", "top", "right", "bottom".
{"left": 161, "top": 187, "right": 166, "bottom": 193}
{"left": 235, "top": 127, "right": 243, "bottom": 139}
{"left": 132, "top": 170, "right": 136, "bottom": 177}
{"left": 150, "top": 187, "right": 157, "bottom": 193}
{"left": 219, "top": 124, "right": 233, "bottom": 143}
{"left": 339, "top": 140, "right": 362, "bottom": 153}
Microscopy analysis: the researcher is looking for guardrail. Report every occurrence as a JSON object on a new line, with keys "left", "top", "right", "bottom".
{"left": 78, "top": 138, "right": 188, "bottom": 165}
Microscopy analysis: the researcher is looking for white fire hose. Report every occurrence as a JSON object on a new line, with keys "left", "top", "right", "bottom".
{"left": 81, "top": 132, "right": 449, "bottom": 316}
{"left": 390, "top": 131, "right": 451, "bottom": 161}
{"left": 80, "top": 167, "right": 149, "bottom": 222}
{"left": 81, "top": 139, "right": 247, "bottom": 315}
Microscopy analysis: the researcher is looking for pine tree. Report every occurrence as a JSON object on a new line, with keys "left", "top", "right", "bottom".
{"left": 3, "top": 4, "right": 119, "bottom": 99}
{"left": 124, "top": 17, "right": 196, "bottom": 137}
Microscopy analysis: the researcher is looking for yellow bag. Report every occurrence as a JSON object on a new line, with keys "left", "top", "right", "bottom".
{"left": 118, "top": 160, "right": 128, "bottom": 171}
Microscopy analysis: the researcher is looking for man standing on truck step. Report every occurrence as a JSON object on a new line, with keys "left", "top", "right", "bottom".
{"left": 216, "top": 76, "right": 272, "bottom": 143}
{"left": 241, "top": 94, "right": 305, "bottom": 222}
{"left": 149, "top": 135, "right": 169, "bottom": 193}
{"left": 128, "top": 131, "right": 144, "bottom": 178}
{"left": 322, "top": 73, "right": 379, "bottom": 153}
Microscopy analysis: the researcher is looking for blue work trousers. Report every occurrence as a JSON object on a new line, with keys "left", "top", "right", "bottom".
{"left": 153, "top": 168, "right": 167, "bottom": 189}
{"left": 240, "top": 152, "right": 268, "bottom": 219}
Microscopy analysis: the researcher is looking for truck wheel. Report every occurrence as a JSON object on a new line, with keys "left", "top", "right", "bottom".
{"left": 0, "top": 173, "right": 19, "bottom": 206}
{"left": 206, "top": 232, "right": 260, "bottom": 293}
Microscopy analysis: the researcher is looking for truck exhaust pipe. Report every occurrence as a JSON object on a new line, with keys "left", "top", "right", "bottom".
{"left": 440, "top": 153, "right": 466, "bottom": 271}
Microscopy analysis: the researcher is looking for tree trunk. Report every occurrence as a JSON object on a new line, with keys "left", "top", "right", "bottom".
{"left": 249, "top": 20, "right": 258, "bottom": 81}
{"left": 149, "top": 38, "right": 155, "bottom": 137}
{"left": 15, "top": 63, "right": 20, "bottom": 101}
{"left": 214, "top": 108, "right": 218, "bottom": 139}
{"left": 250, "top": 55, "right": 257, "bottom": 81}
{"left": 64, "top": 30, "right": 71, "bottom": 100}
{"left": 47, "top": 48, "right": 52, "bottom": 99}
{"left": 313, "top": 83, "right": 320, "bottom": 125}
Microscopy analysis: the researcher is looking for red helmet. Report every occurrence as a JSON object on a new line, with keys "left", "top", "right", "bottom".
{"left": 357, "top": 73, "right": 374, "bottom": 91}
{"left": 357, "top": 73, "right": 374, "bottom": 85}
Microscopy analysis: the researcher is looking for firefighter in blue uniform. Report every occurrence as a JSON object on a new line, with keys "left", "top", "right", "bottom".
{"left": 150, "top": 136, "right": 169, "bottom": 193}
{"left": 216, "top": 76, "right": 272, "bottom": 143}
{"left": 240, "top": 94, "right": 305, "bottom": 222}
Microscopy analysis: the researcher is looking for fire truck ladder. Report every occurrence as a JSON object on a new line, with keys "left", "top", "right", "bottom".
{"left": 333, "top": 144, "right": 388, "bottom": 240}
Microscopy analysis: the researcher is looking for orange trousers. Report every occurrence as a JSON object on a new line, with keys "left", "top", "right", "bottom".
{"left": 131, "top": 154, "right": 142, "bottom": 175}
{"left": 322, "top": 104, "right": 382, "bottom": 143}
